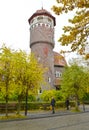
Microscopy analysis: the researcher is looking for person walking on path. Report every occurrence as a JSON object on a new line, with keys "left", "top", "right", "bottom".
{"left": 50, "top": 97, "right": 56, "bottom": 114}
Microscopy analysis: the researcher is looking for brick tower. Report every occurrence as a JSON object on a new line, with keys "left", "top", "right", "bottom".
{"left": 28, "top": 8, "right": 56, "bottom": 90}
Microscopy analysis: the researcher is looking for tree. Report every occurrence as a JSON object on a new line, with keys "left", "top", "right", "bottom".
{"left": 24, "top": 53, "right": 45, "bottom": 115}
{"left": 40, "top": 89, "right": 62, "bottom": 102}
{"left": 60, "top": 64, "right": 89, "bottom": 110}
{"left": 0, "top": 45, "right": 46, "bottom": 116}
{"left": 0, "top": 45, "right": 14, "bottom": 116}
{"left": 12, "top": 51, "right": 45, "bottom": 115}
{"left": 52, "top": 0, "right": 89, "bottom": 59}
{"left": 41, "top": 90, "right": 56, "bottom": 102}
{"left": 12, "top": 50, "right": 28, "bottom": 115}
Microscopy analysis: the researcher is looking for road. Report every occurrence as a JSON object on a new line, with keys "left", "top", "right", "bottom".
{"left": 0, "top": 112, "right": 89, "bottom": 130}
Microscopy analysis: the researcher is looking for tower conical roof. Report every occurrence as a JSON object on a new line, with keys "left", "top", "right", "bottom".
{"left": 28, "top": 8, "right": 56, "bottom": 26}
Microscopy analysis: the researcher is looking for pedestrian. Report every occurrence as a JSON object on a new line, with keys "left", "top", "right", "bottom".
{"left": 50, "top": 97, "right": 56, "bottom": 114}
{"left": 65, "top": 98, "right": 70, "bottom": 110}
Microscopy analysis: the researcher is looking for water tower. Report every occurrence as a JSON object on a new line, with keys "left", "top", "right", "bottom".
{"left": 28, "top": 8, "right": 56, "bottom": 90}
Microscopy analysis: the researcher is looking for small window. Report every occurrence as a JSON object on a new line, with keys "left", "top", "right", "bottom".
{"left": 38, "top": 88, "right": 42, "bottom": 94}
{"left": 37, "top": 16, "right": 43, "bottom": 20}
{"left": 37, "top": 56, "right": 41, "bottom": 62}
{"left": 55, "top": 71, "right": 62, "bottom": 78}
{"left": 48, "top": 77, "right": 51, "bottom": 83}
{"left": 48, "top": 18, "right": 52, "bottom": 22}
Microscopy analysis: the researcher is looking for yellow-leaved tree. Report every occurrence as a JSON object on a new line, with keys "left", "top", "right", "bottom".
{"left": 0, "top": 45, "right": 15, "bottom": 116}
{"left": 0, "top": 44, "right": 46, "bottom": 116}
{"left": 52, "top": 0, "right": 89, "bottom": 59}
{"left": 12, "top": 51, "right": 46, "bottom": 115}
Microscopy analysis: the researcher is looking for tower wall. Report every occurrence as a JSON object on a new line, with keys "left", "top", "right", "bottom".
{"left": 30, "top": 23, "right": 55, "bottom": 48}
{"left": 31, "top": 42, "right": 54, "bottom": 89}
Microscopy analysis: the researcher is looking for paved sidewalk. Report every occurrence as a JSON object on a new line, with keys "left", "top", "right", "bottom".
{"left": 23, "top": 104, "right": 88, "bottom": 118}
{"left": 27, "top": 104, "right": 89, "bottom": 119}
{"left": 0, "top": 104, "right": 89, "bottom": 122}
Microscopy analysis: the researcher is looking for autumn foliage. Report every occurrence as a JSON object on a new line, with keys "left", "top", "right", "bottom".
{"left": 52, "top": 0, "right": 89, "bottom": 59}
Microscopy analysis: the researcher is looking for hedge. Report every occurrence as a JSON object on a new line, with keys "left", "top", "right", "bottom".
{"left": 0, "top": 101, "right": 75, "bottom": 113}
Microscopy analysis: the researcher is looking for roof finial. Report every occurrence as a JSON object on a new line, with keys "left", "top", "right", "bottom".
{"left": 41, "top": 0, "right": 43, "bottom": 10}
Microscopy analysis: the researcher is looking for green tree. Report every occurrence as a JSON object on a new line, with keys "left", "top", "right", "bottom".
{"left": 0, "top": 45, "right": 46, "bottom": 116}
{"left": 0, "top": 45, "right": 14, "bottom": 116}
{"left": 52, "top": 0, "right": 89, "bottom": 59}
{"left": 12, "top": 50, "right": 28, "bottom": 115}
{"left": 41, "top": 90, "right": 56, "bottom": 102}
{"left": 12, "top": 51, "right": 45, "bottom": 115}
{"left": 60, "top": 64, "right": 89, "bottom": 110}
{"left": 24, "top": 53, "right": 45, "bottom": 115}
{"left": 40, "top": 89, "right": 62, "bottom": 102}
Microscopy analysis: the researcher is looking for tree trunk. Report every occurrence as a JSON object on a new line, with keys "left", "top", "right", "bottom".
{"left": 75, "top": 96, "right": 80, "bottom": 111}
{"left": 17, "top": 96, "right": 21, "bottom": 115}
{"left": 5, "top": 94, "right": 8, "bottom": 117}
{"left": 5, "top": 83, "right": 8, "bottom": 117}
{"left": 25, "top": 88, "right": 28, "bottom": 116}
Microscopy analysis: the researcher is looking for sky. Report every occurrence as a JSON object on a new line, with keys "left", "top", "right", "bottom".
{"left": 0, "top": 0, "right": 77, "bottom": 62}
